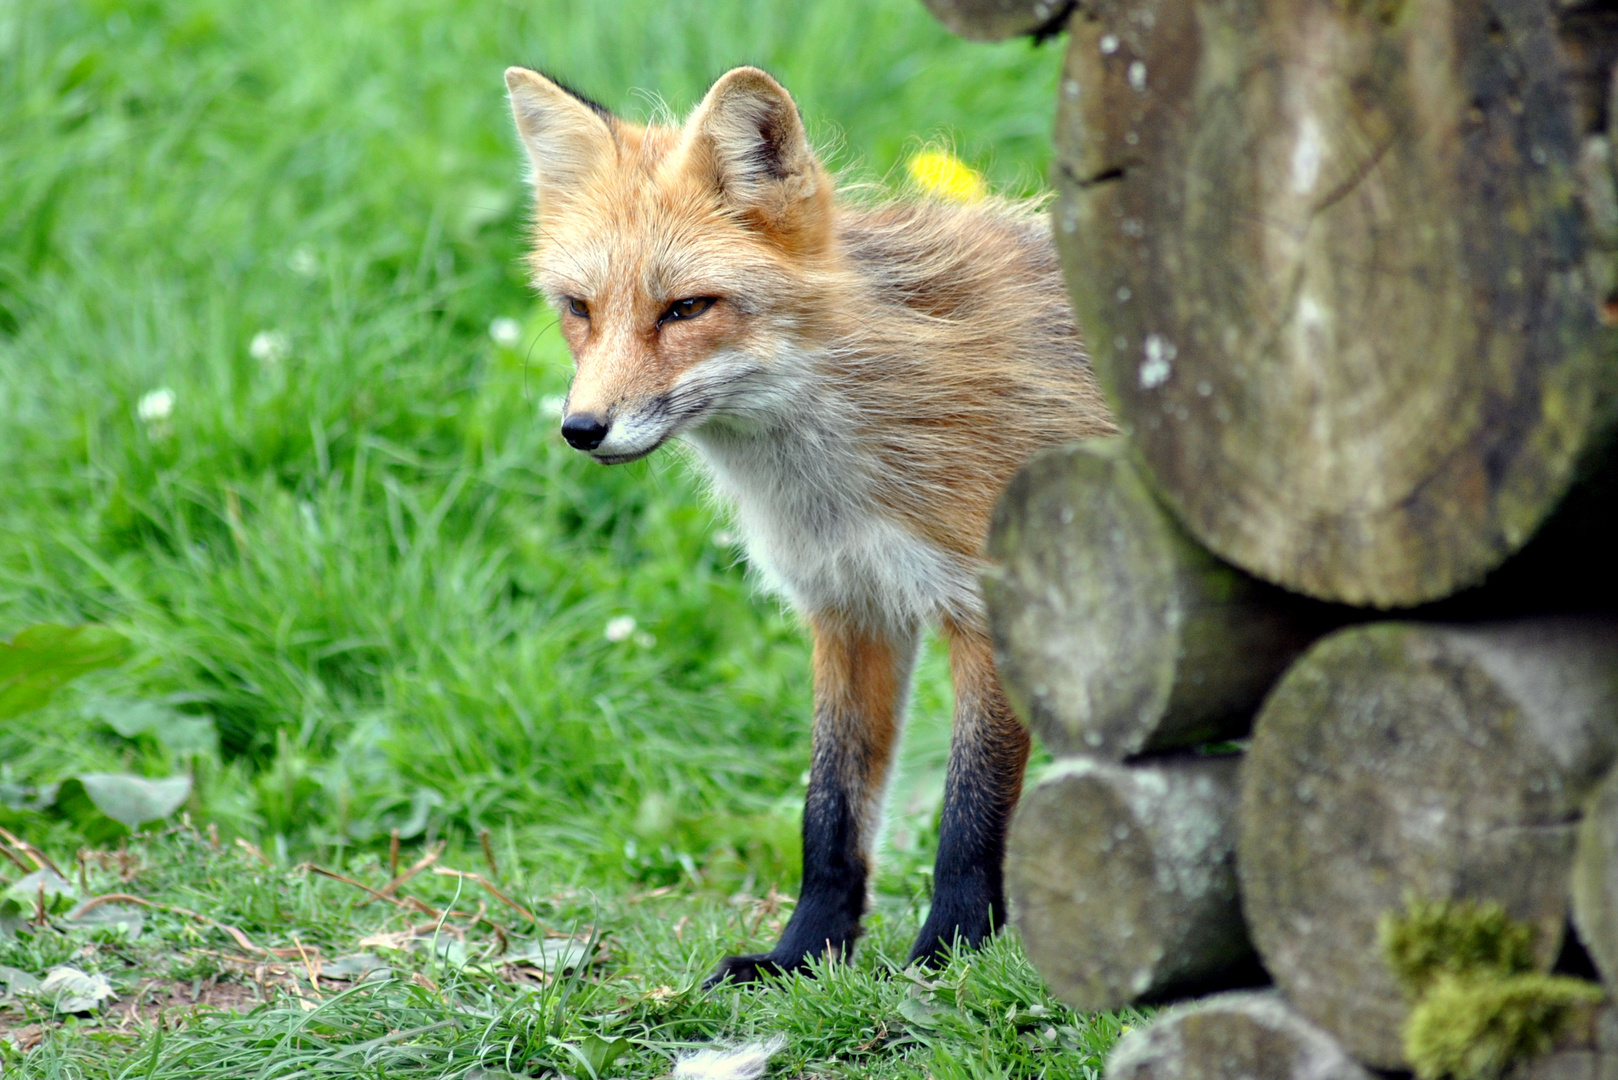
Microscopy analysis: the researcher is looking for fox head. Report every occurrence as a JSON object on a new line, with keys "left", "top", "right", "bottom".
{"left": 505, "top": 65, "right": 835, "bottom": 464}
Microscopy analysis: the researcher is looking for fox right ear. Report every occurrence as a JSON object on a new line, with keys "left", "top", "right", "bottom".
{"left": 505, "top": 67, "right": 616, "bottom": 198}
{"left": 687, "top": 67, "right": 822, "bottom": 216}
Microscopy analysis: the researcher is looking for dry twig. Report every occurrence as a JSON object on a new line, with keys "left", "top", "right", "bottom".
{"left": 431, "top": 866, "right": 536, "bottom": 923}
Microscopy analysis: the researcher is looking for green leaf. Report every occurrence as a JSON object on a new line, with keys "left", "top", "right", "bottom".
{"left": 84, "top": 697, "right": 218, "bottom": 757}
{"left": 549, "top": 1035, "right": 632, "bottom": 1080}
{"left": 72, "top": 773, "right": 191, "bottom": 828}
{"left": 0, "top": 625, "right": 130, "bottom": 720}
{"left": 578, "top": 1035, "right": 632, "bottom": 1077}
{"left": 2, "top": 869, "right": 77, "bottom": 908}
{"left": 63, "top": 901, "right": 145, "bottom": 940}
{"left": 0, "top": 965, "right": 40, "bottom": 996}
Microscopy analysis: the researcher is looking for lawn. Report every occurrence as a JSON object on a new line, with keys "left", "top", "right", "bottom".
{"left": 0, "top": 0, "right": 1131, "bottom": 1073}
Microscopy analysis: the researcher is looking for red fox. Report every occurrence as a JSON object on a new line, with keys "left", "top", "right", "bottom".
{"left": 505, "top": 65, "right": 1116, "bottom": 985}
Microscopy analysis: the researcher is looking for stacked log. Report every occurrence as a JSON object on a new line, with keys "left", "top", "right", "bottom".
{"left": 982, "top": 439, "right": 1332, "bottom": 761}
{"left": 1239, "top": 620, "right": 1618, "bottom": 1068}
{"left": 925, "top": 0, "right": 1618, "bottom": 1076}
{"left": 1005, "top": 755, "right": 1255, "bottom": 1010}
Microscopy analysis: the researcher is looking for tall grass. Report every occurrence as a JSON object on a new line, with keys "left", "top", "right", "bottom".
{"left": 0, "top": 0, "right": 1064, "bottom": 884}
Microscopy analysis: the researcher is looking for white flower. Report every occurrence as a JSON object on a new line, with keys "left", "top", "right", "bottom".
{"left": 287, "top": 246, "right": 319, "bottom": 277}
{"left": 604, "top": 615, "right": 637, "bottom": 643}
{"left": 489, "top": 317, "right": 522, "bottom": 348}
{"left": 137, "top": 387, "right": 175, "bottom": 423}
{"left": 540, "top": 395, "right": 567, "bottom": 419}
{"left": 250, "top": 330, "right": 291, "bottom": 365}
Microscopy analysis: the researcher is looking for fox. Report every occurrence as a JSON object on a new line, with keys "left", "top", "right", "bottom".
{"left": 504, "top": 64, "right": 1116, "bottom": 985}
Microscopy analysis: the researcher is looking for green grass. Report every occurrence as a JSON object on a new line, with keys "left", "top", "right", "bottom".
{"left": 0, "top": 828, "right": 1138, "bottom": 1078}
{"left": 0, "top": 0, "right": 1115, "bottom": 1072}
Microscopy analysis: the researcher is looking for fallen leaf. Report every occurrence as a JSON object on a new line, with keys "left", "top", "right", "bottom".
{"left": 39, "top": 966, "right": 114, "bottom": 1013}
{"left": 320, "top": 954, "right": 391, "bottom": 982}
{"left": 507, "top": 938, "right": 593, "bottom": 974}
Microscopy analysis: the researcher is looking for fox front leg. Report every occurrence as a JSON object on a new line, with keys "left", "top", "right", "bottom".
{"left": 706, "top": 614, "right": 916, "bottom": 987}
{"left": 907, "top": 619, "right": 1030, "bottom": 967}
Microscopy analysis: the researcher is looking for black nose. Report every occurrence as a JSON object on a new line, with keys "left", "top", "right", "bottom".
{"left": 561, "top": 413, "right": 609, "bottom": 451}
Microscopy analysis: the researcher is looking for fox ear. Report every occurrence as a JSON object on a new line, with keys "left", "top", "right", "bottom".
{"left": 505, "top": 67, "right": 616, "bottom": 198}
{"left": 687, "top": 67, "right": 820, "bottom": 214}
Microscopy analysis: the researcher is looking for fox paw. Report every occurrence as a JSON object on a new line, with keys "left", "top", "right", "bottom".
{"left": 907, "top": 911, "right": 995, "bottom": 969}
{"left": 703, "top": 952, "right": 797, "bottom": 989}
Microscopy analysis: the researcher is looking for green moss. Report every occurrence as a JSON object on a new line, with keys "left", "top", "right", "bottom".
{"left": 1380, "top": 898, "right": 1606, "bottom": 1080}
{"left": 1403, "top": 974, "right": 1604, "bottom": 1080}
{"left": 1380, "top": 896, "right": 1536, "bottom": 997}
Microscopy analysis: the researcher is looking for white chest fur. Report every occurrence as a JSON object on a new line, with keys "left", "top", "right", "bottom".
{"left": 684, "top": 418, "right": 982, "bottom": 634}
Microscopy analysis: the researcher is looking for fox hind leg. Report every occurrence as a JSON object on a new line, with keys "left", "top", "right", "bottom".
{"left": 906, "top": 618, "right": 1030, "bottom": 968}
{"left": 706, "top": 612, "right": 916, "bottom": 988}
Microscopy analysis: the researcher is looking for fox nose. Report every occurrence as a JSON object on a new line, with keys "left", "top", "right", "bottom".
{"left": 561, "top": 413, "right": 609, "bottom": 451}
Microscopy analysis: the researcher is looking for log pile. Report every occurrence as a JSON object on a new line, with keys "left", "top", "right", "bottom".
{"left": 924, "top": 0, "right": 1618, "bottom": 1076}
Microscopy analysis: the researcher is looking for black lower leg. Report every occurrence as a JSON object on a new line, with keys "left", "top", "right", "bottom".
{"left": 705, "top": 615, "right": 908, "bottom": 988}
{"left": 706, "top": 750, "right": 868, "bottom": 987}
{"left": 907, "top": 748, "right": 1018, "bottom": 965}
{"left": 909, "top": 626, "right": 1029, "bottom": 967}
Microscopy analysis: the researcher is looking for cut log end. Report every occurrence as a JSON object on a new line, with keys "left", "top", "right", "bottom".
{"left": 1573, "top": 771, "right": 1618, "bottom": 991}
{"left": 1107, "top": 991, "right": 1376, "bottom": 1080}
{"left": 1239, "top": 619, "right": 1618, "bottom": 1067}
{"left": 1053, "top": 0, "right": 1618, "bottom": 606}
{"left": 1006, "top": 755, "right": 1255, "bottom": 1012}
{"left": 984, "top": 438, "right": 1325, "bottom": 759}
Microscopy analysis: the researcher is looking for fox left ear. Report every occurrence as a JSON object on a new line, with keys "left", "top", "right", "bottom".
{"left": 505, "top": 67, "right": 617, "bottom": 204}
{"left": 687, "top": 67, "right": 823, "bottom": 221}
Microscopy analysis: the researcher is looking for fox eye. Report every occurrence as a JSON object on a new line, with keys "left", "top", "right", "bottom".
{"left": 566, "top": 297, "right": 590, "bottom": 319}
{"left": 660, "top": 297, "right": 716, "bottom": 325}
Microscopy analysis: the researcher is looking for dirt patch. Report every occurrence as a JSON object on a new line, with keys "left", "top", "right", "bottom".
{"left": 1, "top": 974, "right": 278, "bottom": 1046}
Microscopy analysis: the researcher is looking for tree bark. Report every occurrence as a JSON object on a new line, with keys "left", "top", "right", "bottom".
{"left": 1050, "top": 0, "right": 1618, "bottom": 607}
{"left": 1005, "top": 755, "right": 1258, "bottom": 1011}
{"left": 1239, "top": 619, "right": 1618, "bottom": 1068}
{"left": 919, "top": 0, "right": 1073, "bottom": 40}
{"left": 983, "top": 438, "right": 1330, "bottom": 759}
{"left": 1573, "top": 769, "right": 1618, "bottom": 992}
{"left": 1106, "top": 991, "right": 1376, "bottom": 1080}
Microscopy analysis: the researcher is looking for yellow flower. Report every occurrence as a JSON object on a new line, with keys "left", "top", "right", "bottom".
{"left": 905, "top": 149, "right": 987, "bottom": 201}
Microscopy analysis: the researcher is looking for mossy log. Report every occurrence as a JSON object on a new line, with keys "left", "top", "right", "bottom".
{"left": 1574, "top": 770, "right": 1618, "bottom": 992}
{"left": 1050, "top": 0, "right": 1618, "bottom": 607}
{"left": 1106, "top": 991, "right": 1376, "bottom": 1080}
{"left": 1507, "top": 1004, "right": 1618, "bottom": 1080}
{"left": 1239, "top": 619, "right": 1618, "bottom": 1068}
{"left": 1005, "top": 755, "right": 1256, "bottom": 1012}
{"left": 982, "top": 438, "right": 1331, "bottom": 760}
{"left": 918, "top": 0, "right": 1072, "bottom": 40}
